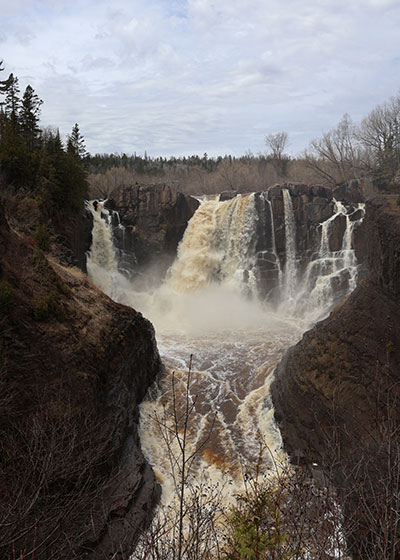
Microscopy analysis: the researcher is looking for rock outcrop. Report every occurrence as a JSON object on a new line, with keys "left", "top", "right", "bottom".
{"left": 0, "top": 200, "right": 161, "bottom": 559}
{"left": 106, "top": 183, "right": 199, "bottom": 279}
{"left": 253, "top": 182, "right": 366, "bottom": 299}
{"left": 271, "top": 194, "right": 400, "bottom": 558}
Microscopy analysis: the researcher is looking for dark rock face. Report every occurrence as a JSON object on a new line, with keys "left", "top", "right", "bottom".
{"left": 52, "top": 205, "right": 93, "bottom": 272}
{"left": 253, "top": 182, "right": 366, "bottom": 299}
{"left": 271, "top": 194, "right": 400, "bottom": 557}
{"left": 219, "top": 190, "right": 239, "bottom": 201}
{"left": 0, "top": 201, "right": 162, "bottom": 559}
{"left": 365, "top": 195, "right": 400, "bottom": 299}
{"left": 332, "top": 178, "right": 365, "bottom": 204}
{"left": 106, "top": 183, "right": 199, "bottom": 279}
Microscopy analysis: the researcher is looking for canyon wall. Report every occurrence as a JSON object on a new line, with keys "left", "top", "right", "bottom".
{"left": 271, "top": 194, "right": 400, "bottom": 558}
{"left": 106, "top": 183, "right": 199, "bottom": 280}
{"left": 0, "top": 200, "right": 162, "bottom": 559}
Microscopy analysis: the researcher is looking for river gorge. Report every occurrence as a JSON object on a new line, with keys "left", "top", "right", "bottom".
{"left": 86, "top": 184, "right": 366, "bottom": 521}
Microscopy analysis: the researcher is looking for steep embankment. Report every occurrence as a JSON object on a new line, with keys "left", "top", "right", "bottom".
{"left": 271, "top": 194, "right": 400, "bottom": 557}
{"left": 0, "top": 200, "right": 161, "bottom": 559}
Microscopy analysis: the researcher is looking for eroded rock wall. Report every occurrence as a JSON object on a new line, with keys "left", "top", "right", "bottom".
{"left": 271, "top": 194, "right": 400, "bottom": 557}
{"left": 106, "top": 183, "right": 199, "bottom": 279}
{"left": 254, "top": 182, "right": 366, "bottom": 299}
{"left": 0, "top": 200, "right": 161, "bottom": 559}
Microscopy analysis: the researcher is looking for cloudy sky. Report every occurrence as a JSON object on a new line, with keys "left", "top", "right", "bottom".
{"left": 1, "top": 0, "right": 399, "bottom": 157}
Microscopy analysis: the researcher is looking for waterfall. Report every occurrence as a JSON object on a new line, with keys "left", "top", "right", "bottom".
{"left": 267, "top": 197, "right": 283, "bottom": 284}
{"left": 86, "top": 200, "right": 118, "bottom": 272}
{"left": 86, "top": 200, "right": 131, "bottom": 299}
{"left": 281, "top": 188, "right": 298, "bottom": 302}
{"left": 87, "top": 190, "right": 365, "bottom": 324}
{"left": 86, "top": 189, "right": 365, "bottom": 556}
{"left": 168, "top": 194, "right": 258, "bottom": 297}
{"left": 292, "top": 200, "right": 365, "bottom": 319}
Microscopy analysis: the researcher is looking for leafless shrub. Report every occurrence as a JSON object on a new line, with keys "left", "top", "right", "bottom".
{"left": 0, "top": 388, "right": 116, "bottom": 559}
{"left": 317, "top": 365, "right": 400, "bottom": 559}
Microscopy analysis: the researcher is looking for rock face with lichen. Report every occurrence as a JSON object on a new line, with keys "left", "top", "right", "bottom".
{"left": 271, "top": 194, "right": 400, "bottom": 558}
{"left": 0, "top": 199, "right": 161, "bottom": 559}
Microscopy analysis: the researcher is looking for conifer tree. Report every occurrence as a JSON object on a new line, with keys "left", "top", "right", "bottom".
{"left": 20, "top": 85, "right": 43, "bottom": 151}
{"left": 0, "top": 60, "right": 12, "bottom": 98}
{"left": 4, "top": 74, "right": 20, "bottom": 130}
{"left": 0, "top": 61, "right": 13, "bottom": 139}
{"left": 67, "top": 123, "right": 87, "bottom": 159}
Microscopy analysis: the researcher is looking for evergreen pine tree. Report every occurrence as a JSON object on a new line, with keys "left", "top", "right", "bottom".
{"left": 0, "top": 61, "right": 13, "bottom": 140}
{"left": 0, "top": 60, "right": 13, "bottom": 98}
{"left": 0, "top": 119, "right": 33, "bottom": 186}
{"left": 67, "top": 123, "right": 87, "bottom": 159}
{"left": 42, "top": 127, "right": 87, "bottom": 208}
{"left": 4, "top": 74, "right": 20, "bottom": 130}
{"left": 20, "top": 85, "right": 43, "bottom": 151}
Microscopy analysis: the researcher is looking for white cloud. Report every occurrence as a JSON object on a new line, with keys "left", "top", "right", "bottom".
{"left": 0, "top": 0, "right": 399, "bottom": 156}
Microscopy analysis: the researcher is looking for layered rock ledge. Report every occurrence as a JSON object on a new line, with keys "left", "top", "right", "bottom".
{"left": 106, "top": 183, "right": 199, "bottom": 279}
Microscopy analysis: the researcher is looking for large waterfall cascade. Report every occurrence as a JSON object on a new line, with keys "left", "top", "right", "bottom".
{"left": 86, "top": 188, "right": 365, "bottom": 511}
{"left": 167, "top": 194, "right": 259, "bottom": 297}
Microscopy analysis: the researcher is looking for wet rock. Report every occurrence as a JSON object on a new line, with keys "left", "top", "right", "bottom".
{"left": 271, "top": 194, "right": 400, "bottom": 557}
{"left": 107, "top": 183, "right": 199, "bottom": 278}
{"left": 253, "top": 183, "right": 366, "bottom": 298}
{"left": 219, "top": 190, "right": 238, "bottom": 201}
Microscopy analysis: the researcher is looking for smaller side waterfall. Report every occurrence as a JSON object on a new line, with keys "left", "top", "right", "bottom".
{"left": 86, "top": 200, "right": 126, "bottom": 298}
{"left": 281, "top": 189, "right": 298, "bottom": 302}
{"left": 86, "top": 200, "right": 118, "bottom": 273}
{"left": 267, "top": 196, "right": 283, "bottom": 284}
{"left": 291, "top": 200, "right": 365, "bottom": 319}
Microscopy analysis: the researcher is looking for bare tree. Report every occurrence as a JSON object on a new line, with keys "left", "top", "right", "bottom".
{"left": 356, "top": 94, "right": 400, "bottom": 189}
{"left": 264, "top": 132, "right": 290, "bottom": 178}
{"left": 88, "top": 166, "right": 137, "bottom": 199}
{"left": 135, "top": 359, "right": 351, "bottom": 560}
{"left": 265, "top": 132, "right": 289, "bottom": 161}
{"left": 304, "top": 114, "right": 363, "bottom": 185}
{"left": 135, "top": 356, "right": 223, "bottom": 560}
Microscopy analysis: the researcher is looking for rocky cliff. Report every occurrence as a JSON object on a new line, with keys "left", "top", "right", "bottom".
{"left": 271, "top": 194, "right": 400, "bottom": 558}
{"left": 105, "top": 183, "right": 199, "bottom": 281}
{"left": 253, "top": 182, "right": 366, "bottom": 300}
{"left": 0, "top": 199, "right": 162, "bottom": 559}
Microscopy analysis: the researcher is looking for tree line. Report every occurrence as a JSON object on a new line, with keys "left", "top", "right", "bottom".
{"left": 0, "top": 60, "right": 88, "bottom": 208}
{"left": 2, "top": 56, "right": 399, "bottom": 202}
{"left": 86, "top": 95, "right": 400, "bottom": 198}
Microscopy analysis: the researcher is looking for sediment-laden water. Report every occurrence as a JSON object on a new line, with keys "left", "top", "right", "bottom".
{"left": 86, "top": 192, "right": 364, "bottom": 506}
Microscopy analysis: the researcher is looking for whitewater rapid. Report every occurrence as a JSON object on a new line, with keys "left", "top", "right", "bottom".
{"left": 86, "top": 192, "right": 363, "bottom": 505}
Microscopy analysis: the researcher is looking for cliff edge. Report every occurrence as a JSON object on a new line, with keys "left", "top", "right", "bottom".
{"left": 0, "top": 199, "right": 162, "bottom": 559}
{"left": 271, "top": 194, "right": 400, "bottom": 557}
